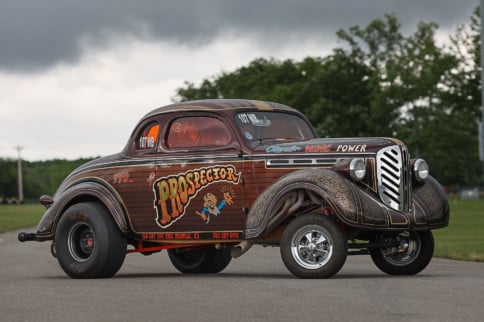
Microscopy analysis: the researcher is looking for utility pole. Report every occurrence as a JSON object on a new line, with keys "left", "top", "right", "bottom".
{"left": 15, "top": 145, "right": 24, "bottom": 204}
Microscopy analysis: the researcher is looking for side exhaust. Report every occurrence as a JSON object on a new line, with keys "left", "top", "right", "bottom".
{"left": 18, "top": 232, "right": 37, "bottom": 242}
{"left": 231, "top": 240, "right": 253, "bottom": 258}
{"left": 231, "top": 190, "right": 309, "bottom": 258}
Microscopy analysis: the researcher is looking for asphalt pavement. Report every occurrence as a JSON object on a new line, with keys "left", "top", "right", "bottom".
{"left": 1, "top": 228, "right": 484, "bottom": 322}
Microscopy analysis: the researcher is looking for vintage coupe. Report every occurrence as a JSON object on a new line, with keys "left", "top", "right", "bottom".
{"left": 19, "top": 99, "right": 449, "bottom": 278}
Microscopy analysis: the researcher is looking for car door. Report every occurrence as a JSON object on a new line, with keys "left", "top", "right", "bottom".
{"left": 149, "top": 113, "right": 246, "bottom": 241}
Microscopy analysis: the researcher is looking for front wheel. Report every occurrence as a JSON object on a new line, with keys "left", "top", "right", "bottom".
{"left": 280, "top": 214, "right": 347, "bottom": 278}
{"left": 370, "top": 231, "right": 434, "bottom": 275}
{"left": 168, "top": 246, "right": 232, "bottom": 274}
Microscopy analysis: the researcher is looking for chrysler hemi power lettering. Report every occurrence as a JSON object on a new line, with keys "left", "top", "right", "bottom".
{"left": 18, "top": 99, "right": 449, "bottom": 278}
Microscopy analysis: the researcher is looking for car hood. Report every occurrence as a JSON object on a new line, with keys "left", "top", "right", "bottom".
{"left": 253, "top": 137, "right": 402, "bottom": 155}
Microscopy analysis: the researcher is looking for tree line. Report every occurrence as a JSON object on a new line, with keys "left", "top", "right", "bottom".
{"left": 0, "top": 158, "right": 92, "bottom": 203}
{"left": 175, "top": 8, "right": 482, "bottom": 187}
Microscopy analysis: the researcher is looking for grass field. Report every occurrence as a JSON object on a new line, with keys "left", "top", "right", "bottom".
{"left": 0, "top": 204, "right": 44, "bottom": 233}
{"left": 1, "top": 200, "right": 483, "bottom": 261}
{"left": 433, "top": 198, "right": 484, "bottom": 262}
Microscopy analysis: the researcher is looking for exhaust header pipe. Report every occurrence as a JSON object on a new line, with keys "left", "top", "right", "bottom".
{"left": 231, "top": 240, "right": 253, "bottom": 258}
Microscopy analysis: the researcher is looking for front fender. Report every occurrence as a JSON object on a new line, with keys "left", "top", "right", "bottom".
{"left": 245, "top": 169, "right": 392, "bottom": 239}
{"left": 36, "top": 179, "right": 129, "bottom": 241}
{"left": 244, "top": 169, "right": 449, "bottom": 240}
{"left": 413, "top": 176, "right": 450, "bottom": 228}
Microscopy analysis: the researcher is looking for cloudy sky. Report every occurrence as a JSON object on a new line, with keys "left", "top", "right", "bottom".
{"left": 0, "top": 0, "right": 478, "bottom": 161}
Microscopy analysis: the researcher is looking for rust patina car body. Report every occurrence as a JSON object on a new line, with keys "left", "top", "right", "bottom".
{"left": 19, "top": 99, "right": 449, "bottom": 278}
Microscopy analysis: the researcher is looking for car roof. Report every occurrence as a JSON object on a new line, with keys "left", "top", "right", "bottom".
{"left": 141, "top": 99, "right": 299, "bottom": 120}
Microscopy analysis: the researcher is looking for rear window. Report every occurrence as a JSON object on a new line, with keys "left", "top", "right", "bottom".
{"left": 136, "top": 122, "right": 160, "bottom": 150}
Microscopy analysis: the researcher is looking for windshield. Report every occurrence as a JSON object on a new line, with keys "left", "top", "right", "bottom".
{"left": 235, "top": 112, "right": 315, "bottom": 143}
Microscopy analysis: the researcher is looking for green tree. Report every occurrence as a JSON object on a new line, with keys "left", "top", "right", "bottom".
{"left": 0, "top": 159, "right": 17, "bottom": 203}
{"left": 304, "top": 52, "right": 373, "bottom": 138}
{"left": 0, "top": 157, "right": 94, "bottom": 202}
{"left": 335, "top": 14, "right": 405, "bottom": 137}
{"left": 436, "top": 7, "right": 482, "bottom": 185}
{"left": 23, "top": 158, "right": 92, "bottom": 198}
{"left": 174, "top": 10, "right": 482, "bottom": 186}
{"left": 334, "top": 10, "right": 481, "bottom": 185}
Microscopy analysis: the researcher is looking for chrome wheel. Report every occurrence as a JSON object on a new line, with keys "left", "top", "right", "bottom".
{"left": 291, "top": 225, "right": 333, "bottom": 270}
{"left": 280, "top": 214, "right": 347, "bottom": 278}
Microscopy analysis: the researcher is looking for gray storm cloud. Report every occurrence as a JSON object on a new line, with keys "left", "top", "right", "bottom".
{"left": 0, "top": 0, "right": 477, "bottom": 72}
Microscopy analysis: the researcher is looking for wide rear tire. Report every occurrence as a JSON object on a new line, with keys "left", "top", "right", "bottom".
{"left": 55, "top": 202, "right": 127, "bottom": 278}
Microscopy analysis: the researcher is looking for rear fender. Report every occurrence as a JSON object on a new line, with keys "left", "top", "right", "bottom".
{"left": 36, "top": 180, "right": 129, "bottom": 241}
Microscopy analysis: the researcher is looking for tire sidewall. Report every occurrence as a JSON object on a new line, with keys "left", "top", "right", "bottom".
{"left": 55, "top": 202, "right": 126, "bottom": 278}
{"left": 280, "top": 214, "right": 347, "bottom": 278}
{"left": 370, "top": 231, "right": 434, "bottom": 275}
{"left": 168, "top": 248, "right": 209, "bottom": 273}
{"left": 202, "top": 246, "right": 232, "bottom": 273}
{"left": 168, "top": 246, "right": 232, "bottom": 274}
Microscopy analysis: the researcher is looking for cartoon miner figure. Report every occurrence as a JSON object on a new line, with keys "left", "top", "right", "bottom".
{"left": 196, "top": 188, "right": 234, "bottom": 224}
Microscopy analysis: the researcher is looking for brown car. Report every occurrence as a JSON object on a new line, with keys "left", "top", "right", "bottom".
{"left": 19, "top": 99, "right": 449, "bottom": 278}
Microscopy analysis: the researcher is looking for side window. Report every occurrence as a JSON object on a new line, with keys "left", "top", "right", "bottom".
{"left": 136, "top": 122, "right": 160, "bottom": 150}
{"left": 166, "top": 117, "right": 232, "bottom": 149}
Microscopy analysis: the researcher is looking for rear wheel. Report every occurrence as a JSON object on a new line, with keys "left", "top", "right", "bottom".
{"left": 168, "top": 246, "right": 232, "bottom": 274}
{"left": 55, "top": 202, "right": 127, "bottom": 278}
{"left": 370, "top": 231, "right": 434, "bottom": 275}
{"left": 280, "top": 214, "right": 347, "bottom": 278}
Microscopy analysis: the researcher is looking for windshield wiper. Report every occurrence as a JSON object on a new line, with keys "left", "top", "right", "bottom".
{"left": 257, "top": 137, "right": 301, "bottom": 144}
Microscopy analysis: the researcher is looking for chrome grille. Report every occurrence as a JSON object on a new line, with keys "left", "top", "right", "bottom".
{"left": 376, "top": 145, "right": 412, "bottom": 212}
{"left": 401, "top": 146, "right": 412, "bottom": 212}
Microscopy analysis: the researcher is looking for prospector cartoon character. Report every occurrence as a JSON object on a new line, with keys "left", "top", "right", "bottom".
{"left": 196, "top": 189, "right": 234, "bottom": 223}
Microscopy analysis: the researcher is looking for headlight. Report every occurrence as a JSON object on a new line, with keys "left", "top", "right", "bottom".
{"left": 413, "top": 159, "right": 429, "bottom": 182}
{"left": 349, "top": 158, "right": 366, "bottom": 181}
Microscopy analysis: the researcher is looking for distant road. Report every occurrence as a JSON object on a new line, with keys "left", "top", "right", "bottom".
{"left": 2, "top": 228, "right": 484, "bottom": 322}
